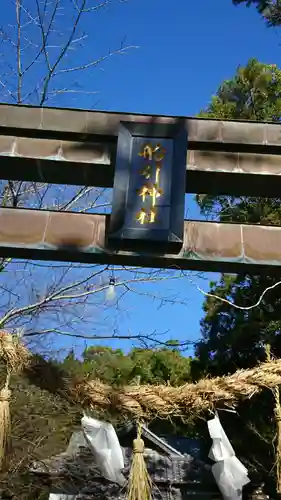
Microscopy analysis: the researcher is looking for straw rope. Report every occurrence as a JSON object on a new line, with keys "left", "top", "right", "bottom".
{"left": 71, "top": 359, "right": 281, "bottom": 419}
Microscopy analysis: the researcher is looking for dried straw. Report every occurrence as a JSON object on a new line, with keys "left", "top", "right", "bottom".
{"left": 73, "top": 359, "right": 281, "bottom": 419}
{"left": 0, "top": 331, "right": 30, "bottom": 372}
{"left": 0, "top": 371, "right": 11, "bottom": 469}
{"left": 0, "top": 331, "right": 30, "bottom": 469}
{"left": 273, "top": 387, "right": 281, "bottom": 494}
{"left": 127, "top": 422, "right": 152, "bottom": 500}
{"left": 264, "top": 344, "right": 281, "bottom": 495}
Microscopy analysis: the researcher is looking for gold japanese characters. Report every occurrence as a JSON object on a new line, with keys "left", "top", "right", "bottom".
{"left": 136, "top": 143, "right": 165, "bottom": 225}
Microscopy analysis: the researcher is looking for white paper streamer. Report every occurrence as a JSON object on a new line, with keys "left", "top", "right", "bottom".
{"left": 49, "top": 494, "right": 77, "bottom": 500}
{"left": 208, "top": 415, "right": 250, "bottom": 500}
{"left": 81, "top": 415, "right": 125, "bottom": 485}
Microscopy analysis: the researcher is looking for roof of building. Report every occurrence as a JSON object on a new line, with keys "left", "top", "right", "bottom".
{"left": 31, "top": 424, "right": 219, "bottom": 499}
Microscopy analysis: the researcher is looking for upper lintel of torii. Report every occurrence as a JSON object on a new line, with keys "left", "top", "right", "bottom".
{"left": 0, "top": 101, "right": 280, "bottom": 197}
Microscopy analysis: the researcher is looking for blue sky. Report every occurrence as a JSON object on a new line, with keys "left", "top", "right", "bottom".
{"left": 88, "top": 0, "right": 279, "bottom": 116}
{"left": 1, "top": 0, "right": 280, "bottom": 358}
{"left": 42, "top": 0, "right": 280, "bottom": 116}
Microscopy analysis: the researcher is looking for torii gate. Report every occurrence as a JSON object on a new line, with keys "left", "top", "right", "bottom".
{"left": 0, "top": 102, "right": 280, "bottom": 274}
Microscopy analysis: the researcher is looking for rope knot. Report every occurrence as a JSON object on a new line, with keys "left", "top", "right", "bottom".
{"left": 0, "top": 389, "right": 11, "bottom": 402}
{"left": 133, "top": 437, "right": 144, "bottom": 454}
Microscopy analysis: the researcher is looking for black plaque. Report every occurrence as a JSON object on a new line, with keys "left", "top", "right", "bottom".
{"left": 107, "top": 121, "right": 187, "bottom": 254}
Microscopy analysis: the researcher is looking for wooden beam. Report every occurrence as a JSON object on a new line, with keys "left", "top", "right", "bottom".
{"left": 187, "top": 150, "right": 281, "bottom": 197}
{"left": 1, "top": 104, "right": 281, "bottom": 196}
{"left": 0, "top": 208, "right": 281, "bottom": 274}
{"left": 1, "top": 133, "right": 281, "bottom": 196}
{"left": 1, "top": 103, "right": 281, "bottom": 150}
{"left": 0, "top": 134, "right": 114, "bottom": 188}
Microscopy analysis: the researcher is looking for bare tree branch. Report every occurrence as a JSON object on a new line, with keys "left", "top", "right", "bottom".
{"left": 24, "top": 328, "right": 195, "bottom": 350}
{"left": 54, "top": 42, "right": 138, "bottom": 76}
{"left": 16, "top": 0, "right": 22, "bottom": 102}
{"left": 0, "top": 1, "right": 190, "bottom": 353}
{"left": 0, "top": 273, "right": 185, "bottom": 328}
{"left": 195, "top": 278, "right": 281, "bottom": 310}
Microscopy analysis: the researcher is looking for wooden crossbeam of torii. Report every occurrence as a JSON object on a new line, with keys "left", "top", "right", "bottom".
{"left": 1, "top": 102, "right": 281, "bottom": 273}
{"left": 0, "top": 208, "right": 280, "bottom": 274}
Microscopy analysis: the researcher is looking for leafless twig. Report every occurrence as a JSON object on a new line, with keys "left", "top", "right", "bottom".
{"left": 195, "top": 279, "right": 281, "bottom": 310}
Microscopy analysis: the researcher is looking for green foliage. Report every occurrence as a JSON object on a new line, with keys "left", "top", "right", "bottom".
{"left": 196, "top": 58, "right": 281, "bottom": 495}
{"left": 199, "top": 58, "right": 281, "bottom": 122}
{"left": 61, "top": 345, "right": 192, "bottom": 386}
{"left": 128, "top": 347, "right": 192, "bottom": 385}
{"left": 195, "top": 274, "right": 281, "bottom": 375}
{"left": 196, "top": 59, "right": 281, "bottom": 373}
{"left": 233, "top": 0, "right": 281, "bottom": 27}
{"left": 198, "top": 59, "right": 281, "bottom": 222}
{"left": 0, "top": 365, "right": 81, "bottom": 499}
{"left": 233, "top": 0, "right": 271, "bottom": 14}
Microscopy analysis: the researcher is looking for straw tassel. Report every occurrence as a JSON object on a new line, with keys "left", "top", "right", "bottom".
{"left": 265, "top": 344, "right": 281, "bottom": 495}
{"left": 0, "top": 371, "right": 11, "bottom": 469}
{"left": 0, "top": 331, "right": 30, "bottom": 469}
{"left": 273, "top": 387, "right": 281, "bottom": 494}
{"left": 127, "top": 422, "right": 152, "bottom": 500}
